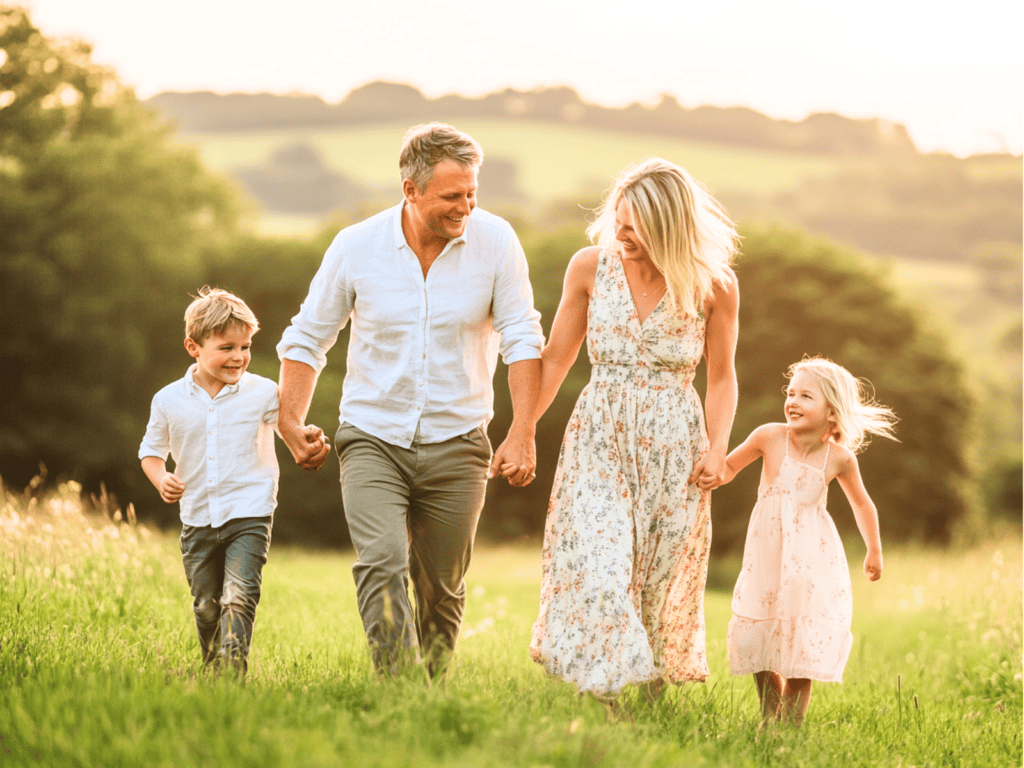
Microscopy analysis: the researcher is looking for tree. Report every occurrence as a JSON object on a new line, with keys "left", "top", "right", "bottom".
{"left": 0, "top": 7, "right": 243, "bottom": 495}
{"left": 708, "top": 228, "right": 977, "bottom": 551}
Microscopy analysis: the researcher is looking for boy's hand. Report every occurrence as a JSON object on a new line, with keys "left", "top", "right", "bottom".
{"left": 158, "top": 473, "right": 186, "bottom": 503}
{"left": 864, "top": 550, "right": 883, "bottom": 581}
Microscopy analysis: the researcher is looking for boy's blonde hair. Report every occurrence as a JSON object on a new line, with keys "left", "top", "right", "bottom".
{"left": 184, "top": 286, "right": 259, "bottom": 344}
{"left": 587, "top": 157, "right": 738, "bottom": 318}
{"left": 789, "top": 357, "right": 898, "bottom": 453}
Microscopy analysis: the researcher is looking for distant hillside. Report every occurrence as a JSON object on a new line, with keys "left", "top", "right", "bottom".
{"left": 146, "top": 81, "right": 919, "bottom": 157}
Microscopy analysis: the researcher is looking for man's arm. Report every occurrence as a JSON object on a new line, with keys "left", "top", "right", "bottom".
{"left": 278, "top": 358, "right": 331, "bottom": 471}
{"left": 488, "top": 358, "right": 541, "bottom": 487}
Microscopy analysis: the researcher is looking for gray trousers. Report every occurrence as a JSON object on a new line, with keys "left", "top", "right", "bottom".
{"left": 335, "top": 423, "right": 490, "bottom": 675}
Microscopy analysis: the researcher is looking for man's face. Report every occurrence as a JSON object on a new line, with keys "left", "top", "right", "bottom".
{"left": 404, "top": 159, "right": 478, "bottom": 242}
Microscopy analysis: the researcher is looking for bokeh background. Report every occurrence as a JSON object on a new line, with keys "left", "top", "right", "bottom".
{"left": 0, "top": 2, "right": 1020, "bottom": 558}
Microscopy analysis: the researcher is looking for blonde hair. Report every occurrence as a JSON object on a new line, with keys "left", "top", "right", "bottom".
{"left": 587, "top": 157, "right": 738, "bottom": 318}
{"left": 184, "top": 286, "right": 259, "bottom": 345}
{"left": 788, "top": 357, "right": 898, "bottom": 452}
{"left": 399, "top": 122, "right": 483, "bottom": 192}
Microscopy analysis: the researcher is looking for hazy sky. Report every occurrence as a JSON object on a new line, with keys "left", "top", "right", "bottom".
{"left": 19, "top": 0, "right": 1024, "bottom": 156}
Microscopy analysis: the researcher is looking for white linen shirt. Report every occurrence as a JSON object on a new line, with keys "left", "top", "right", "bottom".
{"left": 277, "top": 202, "right": 544, "bottom": 448}
{"left": 138, "top": 366, "right": 280, "bottom": 528}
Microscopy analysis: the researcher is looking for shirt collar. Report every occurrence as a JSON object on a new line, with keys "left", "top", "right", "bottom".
{"left": 392, "top": 200, "right": 469, "bottom": 255}
{"left": 182, "top": 363, "right": 241, "bottom": 399}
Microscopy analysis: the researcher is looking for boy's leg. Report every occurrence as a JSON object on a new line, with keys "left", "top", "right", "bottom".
{"left": 781, "top": 677, "right": 813, "bottom": 726}
{"left": 754, "top": 671, "right": 784, "bottom": 724}
{"left": 219, "top": 516, "right": 273, "bottom": 673}
{"left": 336, "top": 424, "right": 419, "bottom": 674}
{"left": 180, "top": 524, "right": 226, "bottom": 665}
{"left": 407, "top": 427, "right": 490, "bottom": 677}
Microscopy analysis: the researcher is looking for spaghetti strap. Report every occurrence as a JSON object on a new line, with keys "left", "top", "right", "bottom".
{"left": 821, "top": 442, "right": 831, "bottom": 472}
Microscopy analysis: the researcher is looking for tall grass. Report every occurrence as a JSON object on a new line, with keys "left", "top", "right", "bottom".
{"left": 1, "top": 481, "right": 1020, "bottom": 767}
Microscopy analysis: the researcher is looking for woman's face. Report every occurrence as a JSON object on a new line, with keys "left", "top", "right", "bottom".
{"left": 614, "top": 199, "right": 650, "bottom": 261}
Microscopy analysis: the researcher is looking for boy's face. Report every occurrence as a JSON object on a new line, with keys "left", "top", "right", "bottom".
{"left": 184, "top": 324, "right": 254, "bottom": 396}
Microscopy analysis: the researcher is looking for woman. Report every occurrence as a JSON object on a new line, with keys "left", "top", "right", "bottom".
{"left": 523, "top": 158, "right": 740, "bottom": 696}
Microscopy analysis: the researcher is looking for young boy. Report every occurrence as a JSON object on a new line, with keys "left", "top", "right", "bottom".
{"left": 139, "top": 287, "right": 326, "bottom": 674}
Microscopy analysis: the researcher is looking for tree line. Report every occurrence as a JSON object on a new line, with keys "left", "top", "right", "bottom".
{"left": 147, "top": 82, "right": 920, "bottom": 156}
{"left": 0, "top": 6, "right": 1009, "bottom": 556}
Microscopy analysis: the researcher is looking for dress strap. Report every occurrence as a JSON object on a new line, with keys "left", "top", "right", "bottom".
{"left": 821, "top": 441, "right": 831, "bottom": 472}
{"left": 785, "top": 430, "right": 790, "bottom": 458}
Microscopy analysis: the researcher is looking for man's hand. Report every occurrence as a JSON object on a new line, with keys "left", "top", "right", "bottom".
{"left": 158, "top": 473, "right": 186, "bottom": 503}
{"left": 489, "top": 429, "right": 537, "bottom": 487}
{"left": 280, "top": 421, "right": 331, "bottom": 471}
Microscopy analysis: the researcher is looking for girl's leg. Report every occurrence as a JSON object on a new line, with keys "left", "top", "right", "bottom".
{"left": 754, "top": 671, "right": 784, "bottom": 723}
{"left": 781, "top": 677, "right": 813, "bottom": 726}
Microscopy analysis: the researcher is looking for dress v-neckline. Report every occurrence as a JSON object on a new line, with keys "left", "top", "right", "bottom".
{"left": 612, "top": 251, "right": 665, "bottom": 328}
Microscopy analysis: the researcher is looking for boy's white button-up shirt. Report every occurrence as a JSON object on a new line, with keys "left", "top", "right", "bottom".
{"left": 139, "top": 367, "right": 279, "bottom": 528}
{"left": 277, "top": 203, "right": 544, "bottom": 448}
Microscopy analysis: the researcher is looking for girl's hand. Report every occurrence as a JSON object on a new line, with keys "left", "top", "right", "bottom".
{"left": 159, "top": 473, "right": 186, "bottom": 504}
{"left": 864, "top": 550, "right": 883, "bottom": 581}
{"left": 691, "top": 447, "right": 728, "bottom": 490}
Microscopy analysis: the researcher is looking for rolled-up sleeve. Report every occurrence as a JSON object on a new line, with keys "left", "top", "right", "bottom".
{"left": 276, "top": 235, "right": 354, "bottom": 374}
{"left": 138, "top": 398, "right": 170, "bottom": 461}
{"left": 492, "top": 231, "right": 544, "bottom": 365}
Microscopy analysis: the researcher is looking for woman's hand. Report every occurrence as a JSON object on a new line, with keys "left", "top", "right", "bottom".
{"left": 690, "top": 446, "right": 728, "bottom": 490}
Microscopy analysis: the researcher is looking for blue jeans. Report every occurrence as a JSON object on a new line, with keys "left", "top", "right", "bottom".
{"left": 180, "top": 516, "right": 272, "bottom": 670}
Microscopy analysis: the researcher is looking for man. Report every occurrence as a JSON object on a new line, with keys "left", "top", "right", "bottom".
{"left": 277, "top": 123, "right": 543, "bottom": 675}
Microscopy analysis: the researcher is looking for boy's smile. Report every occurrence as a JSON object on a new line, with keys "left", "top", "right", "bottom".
{"left": 184, "top": 325, "right": 254, "bottom": 397}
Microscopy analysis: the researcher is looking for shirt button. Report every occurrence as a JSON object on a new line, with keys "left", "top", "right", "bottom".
{"left": 209, "top": 407, "right": 214, "bottom": 412}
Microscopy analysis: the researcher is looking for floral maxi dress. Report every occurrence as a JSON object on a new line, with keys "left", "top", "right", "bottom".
{"left": 727, "top": 440, "right": 853, "bottom": 682}
{"left": 529, "top": 248, "right": 712, "bottom": 695}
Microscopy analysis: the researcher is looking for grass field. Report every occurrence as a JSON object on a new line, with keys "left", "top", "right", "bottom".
{"left": 2, "top": 482, "right": 1020, "bottom": 767}
{"left": 182, "top": 119, "right": 839, "bottom": 203}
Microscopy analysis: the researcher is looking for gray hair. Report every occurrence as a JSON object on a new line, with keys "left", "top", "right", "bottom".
{"left": 399, "top": 122, "right": 483, "bottom": 192}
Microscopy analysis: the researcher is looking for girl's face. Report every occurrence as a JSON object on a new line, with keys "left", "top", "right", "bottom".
{"left": 785, "top": 369, "right": 834, "bottom": 434}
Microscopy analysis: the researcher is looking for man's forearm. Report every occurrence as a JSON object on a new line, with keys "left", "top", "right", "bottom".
{"left": 506, "top": 358, "right": 541, "bottom": 438}
{"left": 278, "top": 358, "right": 319, "bottom": 430}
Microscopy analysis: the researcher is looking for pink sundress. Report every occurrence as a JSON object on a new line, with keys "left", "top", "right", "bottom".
{"left": 727, "top": 438, "right": 854, "bottom": 682}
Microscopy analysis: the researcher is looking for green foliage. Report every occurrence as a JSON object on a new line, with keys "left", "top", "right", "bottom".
{"left": 0, "top": 7, "right": 243, "bottom": 495}
{"left": 983, "top": 446, "right": 1023, "bottom": 523}
{"left": 711, "top": 228, "right": 978, "bottom": 551}
{"left": 1, "top": 487, "right": 1021, "bottom": 767}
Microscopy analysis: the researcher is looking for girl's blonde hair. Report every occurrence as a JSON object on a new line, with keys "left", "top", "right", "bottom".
{"left": 587, "top": 157, "right": 738, "bottom": 318}
{"left": 789, "top": 357, "right": 898, "bottom": 452}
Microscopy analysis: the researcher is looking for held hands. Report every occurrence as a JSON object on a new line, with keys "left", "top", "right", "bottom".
{"left": 488, "top": 430, "right": 537, "bottom": 487}
{"left": 689, "top": 447, "right": 728, "bottom": 491}
{"left": 280, "top": 421, "right": 331, "bottom": 471}
{"left": 157, "top": 473, "right": 186, "bottom": 504}
{"left": 864, "top": 550, "right": 883, "bottom": 581}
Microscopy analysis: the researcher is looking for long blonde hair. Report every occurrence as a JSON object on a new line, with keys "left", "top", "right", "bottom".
{"left": 789, "top": 357, "right": 898, "bottom": 453}
{"left": 587, "top": 157, "right": 738, "bottom": 317}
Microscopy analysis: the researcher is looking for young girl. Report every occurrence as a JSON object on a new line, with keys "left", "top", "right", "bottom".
{"left": 724, "top": 357, "right": 897, "bottom": 726}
